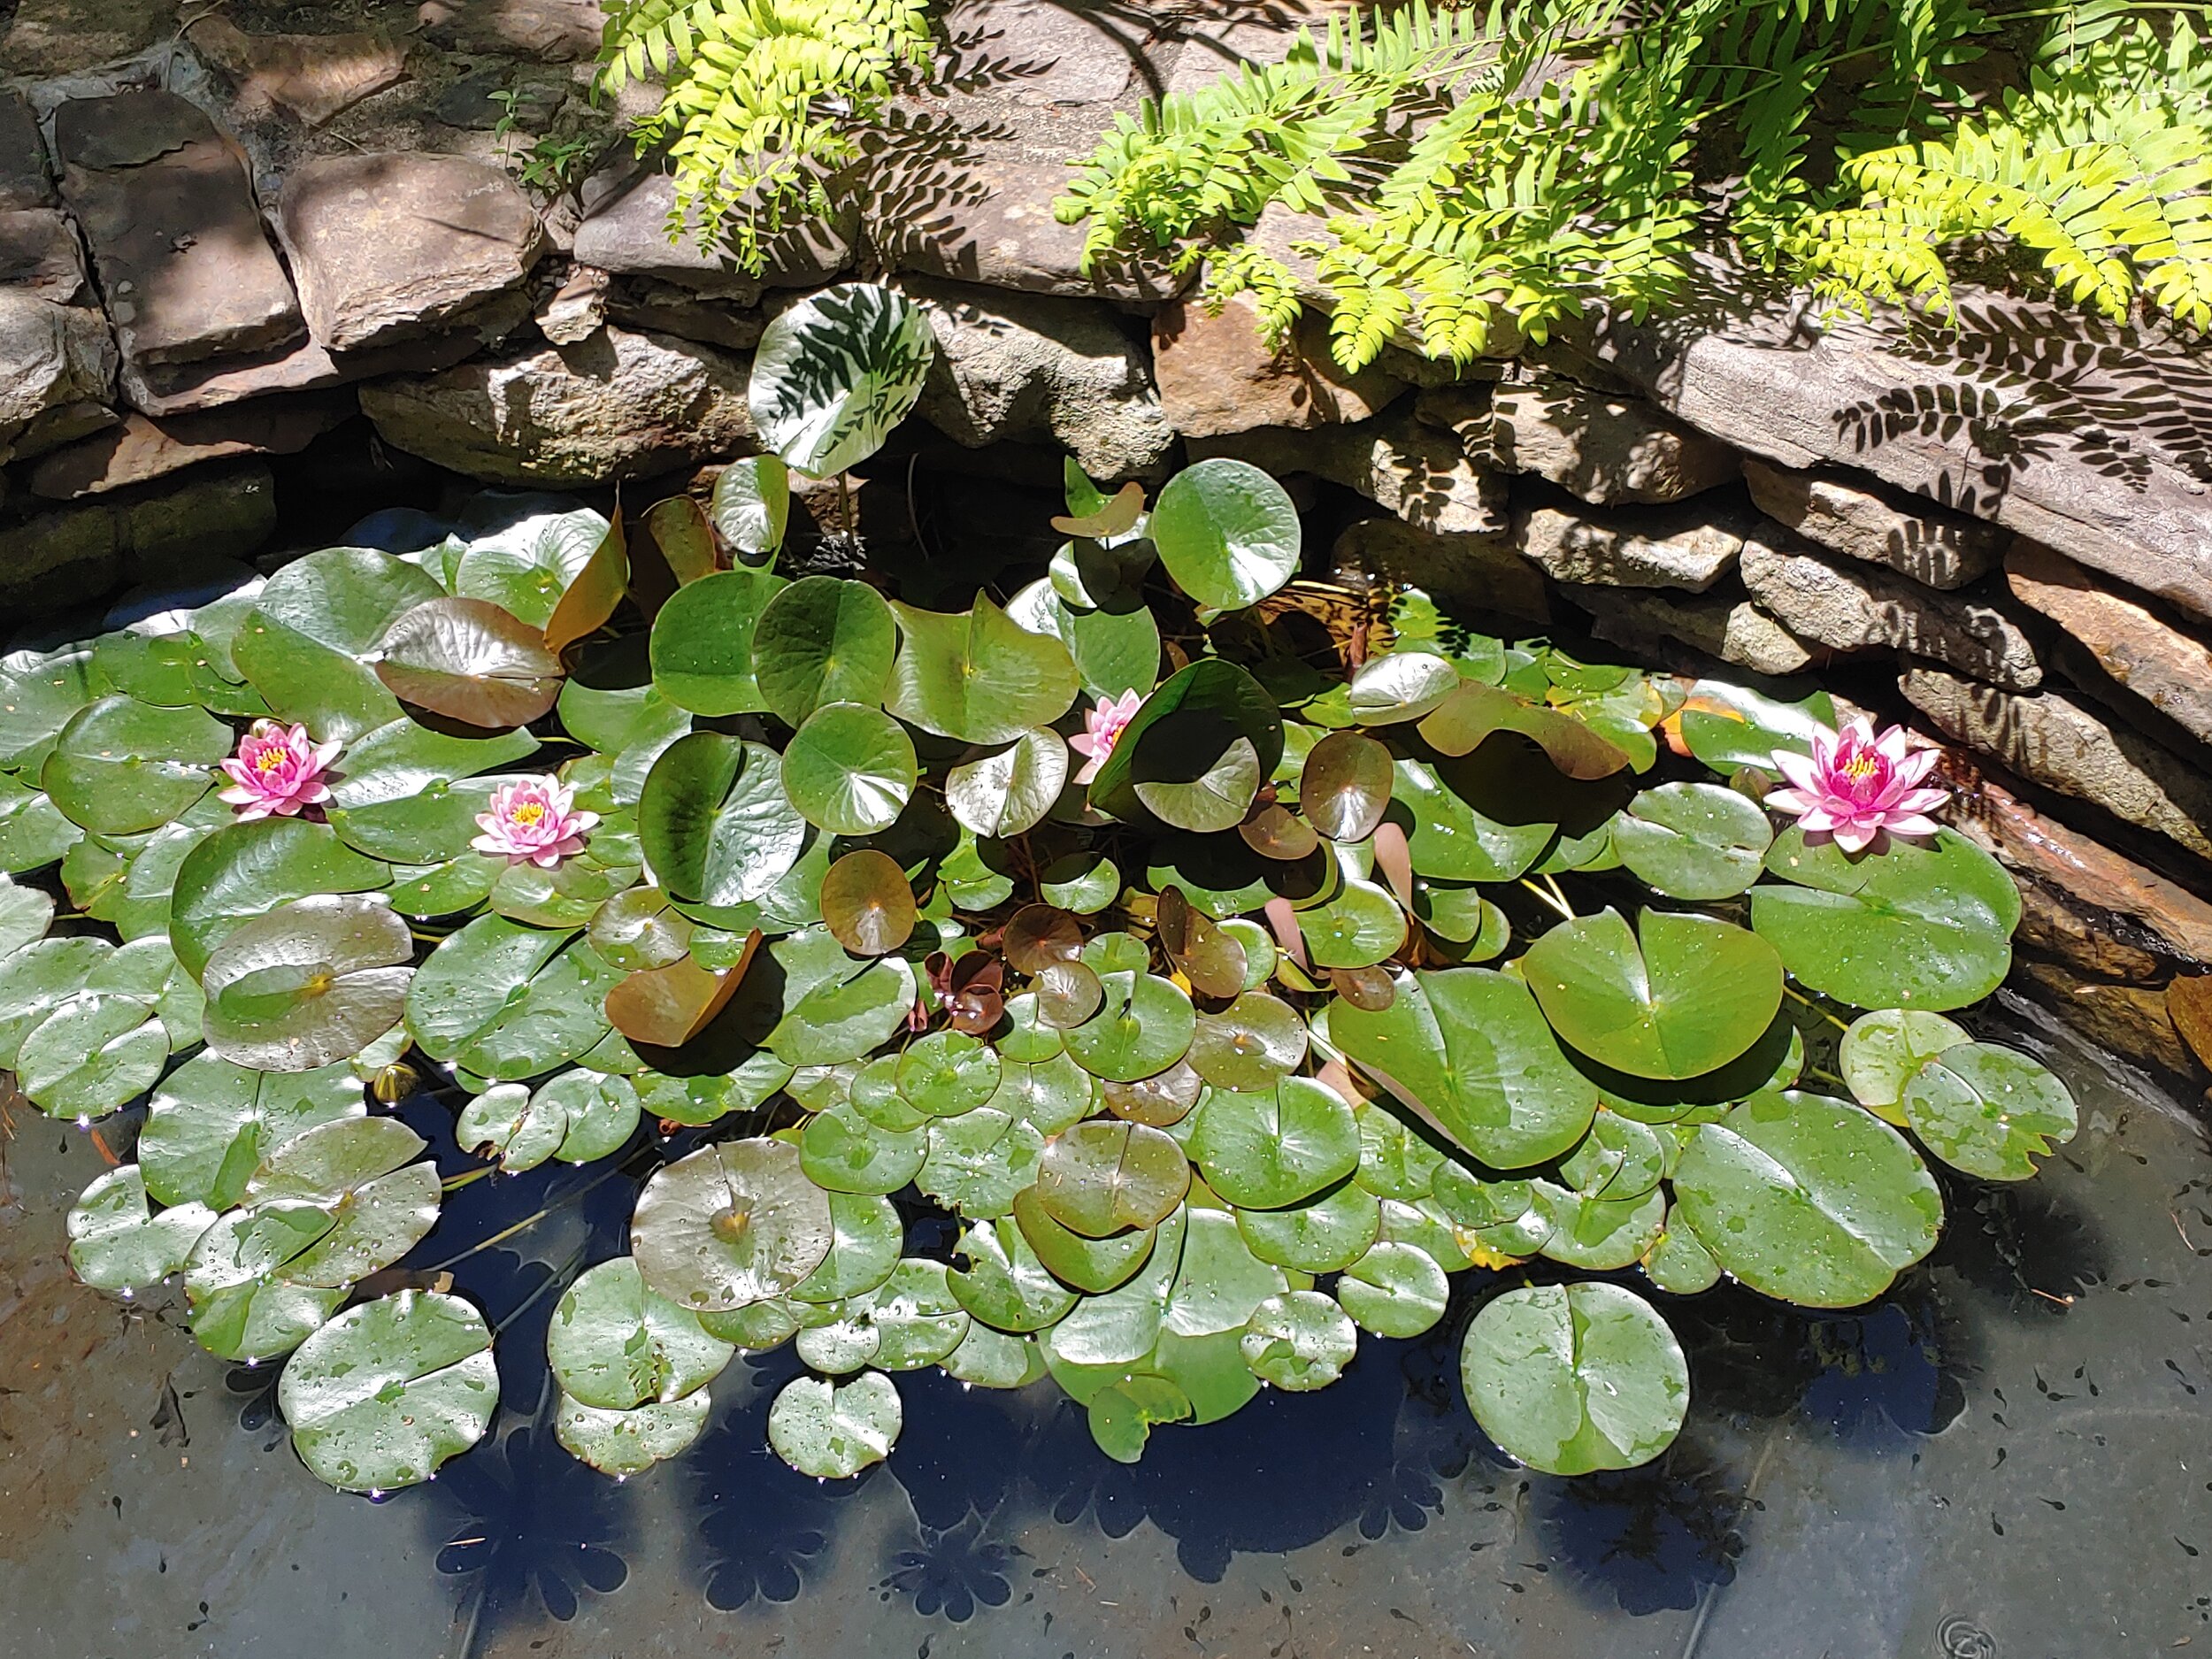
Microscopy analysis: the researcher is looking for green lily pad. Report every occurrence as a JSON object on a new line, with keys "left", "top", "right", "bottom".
{"left": 1389, "top": 757, "right": 1553, "bottom": 883}
{"left": 766, "top": 1371, "right": 902, "bottom": 1479}
{"left": 897, "top": 1029, "right": 1002, "bottom": 1118}
{"left": 180, "top": 1205, "right": 347, "bottom": 1360}
{"left": 1752, "top": 826, "right": 2019, "bottom": 1011}
{"left": 0, "top": 772, "right": 85, "bottom": 871}
{"left": 1672, "top": 1091, "right": 1943, "bottom": 1307}
{"left": 17, "top": 990, "right": 166, "bottom": 1118}
{"left": 649, "top": 567, "right": 787, "bottom": 716}
{"left": 1336, "top": 1240, "right": 1450, "bottom": 1338}
{"left": 1004, "top": 577, "right": 1160, "bottom": 700}
{"left": 1838, "top": 1008, "right": 1971, "bottom": 1125}
{"left": 1347, "top": 652, "right": 1459, "bottom": 726}
{"left": 42, "top": 695, "right": 230, "bottom": 836}
{"left": 752, "top": 576, "right": 896, "bottom": 727}
{"left": 1459, "top": 1282, "right": 1687, "bottom": 1474}
{"left": 243, "top": 1114, "right": 440, "bottom": 1286}
{"left": 1087, "top": 1372, "right": 1193, "bottom": 1463}
{"left": 802, "top": 1099, "right": 928, "bottom": 1194}
{"left": 1532, "top": 1180, "right": 1669, "bottom": 1271}
{"left": 1187, "top": 992, "right": 1307, "bottom": 1092}
{"left": 65, "top": 1165, "right": 217, "bottom": 1291}
{"left": 1523, "top": 908, "right": 1783, "bottom": 1082}
{"left": 630, "top": 1137, "right": 833, "bottom": 1311}
{"left": 454, "top": 508, "right": 612, "bottom": 629}
{"left": 1901, "top": 1041, "right": 2078, "bottom": 1180}
{"left": 1149, "top": 458, "right": 1300, "bottom": 611}
{"left": 320, "top": 716, "right": 538, "bottom": 862}
{"left": 945, "top": 727, "right": 1068, "bottom": 840}
{"left": 788, "top": 1193, "right": 906, "bottom": 1304}
{"left": 1064, "top": 971, "right": 1195, "bottom": 1083}
{"left": 886, "top": 595, "right": 1080, "bottom": 746}
{"left": 0, "top": 933, "right": 111, "bottom": 1065}
{"left": 710, "top": 453, "right": 790, "bottom": 558}
{"left": 1088, "top": 660, "right": 1283, "bottom": 825}
{"left": 142, "top": 1055, "right": 364, "bottom": 1209}
{"left": 782, "top": 702, "right": 916, "bottom": 834}
{"left": 1643, "top": 1219, "right": 1722, "bottom": 1294}
{"left": 1041, "top": 851, "right": 1120, "bottom": 914}
{"left": 988, "top": 1052, "right": 1093, "bottom": 1135}
{"left": 557, "top": 1390, "right": 712, "bottom": 1476}
{"left": 1240, "top": 1289, "right": 1356, "bottom": 1389}
{"left": 406, "top": 916, "right": 613, "bottom": 1080}
{"left": 1329, "top": 967, "right": 1598, "bottom": 1171}
{"left": 1162, "top": 1204, "right": 1287, "bottom": 1338}
{"left": 234, "top": 549, "right": 442, "bottom": 741}
{"left": 1678, "top": 680, "right": 1839, "bottom": 773}
{"left": 170, "top": 818, "right": 391, "bottom": 979}
{"left": 638, "top": 733, "right": 807, "bottom": 911}
{"left": 916, "top": 1108, "right": 1045, "bottom": 1217}
{"left": 1188, "top": 1079, "right": 1359, "bottom": 1210}
{"left": 0, "top": 646, "right": 102, "bottom": 764}
{"left": 1352, "top": 1101, "right": 1444, "bottom": 1201}
{"left": 280, "top": 1290, "right": 499, "bottom": 1493}
{"left": 1611, "top": 782, "right": 1773, "bottom": 901}
{"left": 1234, "top": 1179, "right": 1380, "bottom": 1271}
{"left": 1012, "top": 1184, "right": 1156, "bottom": 1294}
{"left": 1043, "top": 1206, "right": 1183, "bottom": 1368}
{"left": 766, "top": 951, "right": 916, "bottom": 1067}
{"left": 200, "top": 895, "right": 413, "bottom": 1072}
{"left": 749, "top": 282, "right": 934, "bottom": 477}
{"left": 548, "top": 1256, "right": 735, "bottom": 1410}
{"left": 950, "top": 1216, "right": 1080, "bottom": 1332}
{"left": 1036, "top": 1118, "right": 1189, "bottom": 1236}
{"left": 1297, "top": 876, "right": 1407, "bottom": 970}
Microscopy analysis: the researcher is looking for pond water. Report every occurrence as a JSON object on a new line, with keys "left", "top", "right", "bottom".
{"left": 2, "top": 992, "right": 2206, "bottom": 1659}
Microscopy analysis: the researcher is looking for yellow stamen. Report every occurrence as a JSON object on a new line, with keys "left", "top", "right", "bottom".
{"left": 511, "top": 802, "right": 546, "bottom": 826}
{"left": 1842, "top": 753, "right": 1880, "bottom": 781}
{"left": 254, "top": 749, "right": 286, "bottom": 772}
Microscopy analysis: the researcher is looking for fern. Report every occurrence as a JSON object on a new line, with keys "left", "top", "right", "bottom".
{"left": 1058, "top": 1, "right": 2212, "bottom": 368}
{"left": 599, "top": 0, "right": 933, "bottom": 272}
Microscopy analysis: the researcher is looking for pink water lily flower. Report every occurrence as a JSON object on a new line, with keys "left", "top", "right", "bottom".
{"left": 1767, "top": 717, "right": 1947, "bottom": 854}
{"left": 472, "top": 776, "right": 599, "bottom": 867}
{"left": 1071, "top": 689, "right": 1144, "bottom": 786}
{"left": 217, "top": 720, "right": 339, "bottom": 821}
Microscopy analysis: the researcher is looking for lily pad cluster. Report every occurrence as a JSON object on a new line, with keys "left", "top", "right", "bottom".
{"left": 31, "top": 284, "right": 2071, "bottom": 1494}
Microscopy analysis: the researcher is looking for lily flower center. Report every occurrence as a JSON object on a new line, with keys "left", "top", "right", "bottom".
{"left": 511, "top": 802, "right": 546, "bottom": 827}
{"left": 254, "top": 748, "right": 286, "bottom": 772}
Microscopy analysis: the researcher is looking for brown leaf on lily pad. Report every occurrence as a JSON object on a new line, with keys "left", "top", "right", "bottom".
{"left": 1371, "top": 819, "right": 1414, "bottom": 909}
{"left": 1240, "top": 802, "right": 1319, "bottom": 861}
{"left": 1417, "top": 680, "right": 1632, "bottom": 780}
{"left": 1003, "top": 904, "right": 1083, "bottom": 974}
{"left": 1327, "top": 964, "right": 1396, "bottom": 1010}
{"left": 645, "top": 495, "right": 720, "bottom": 587}
{"left": 1301, "top": 730, "right": 1393, "bottom": 842}
{"left": 544, "top": 510, "right": 630, "bottom": 655}
{"left": 1033, "top": 957, "right": 1105, "bottom": 1029}
{"left": 1156, "top": 884, "right": 1246, "bottom": 999}
{"left": 605, "top": 935, "right": 757, "bottom": 1048}
{"left": 928, "top": 949, "right": 1006, "bottom": 1035}
{"left": 820, "top": 849, "right": 917, "bottom": 956}
{"left": 1102, "top": 1057, "right": 1202, "bottom": 1126}
{"left": 375, "top": 596, "right": 564, "bottom": 728}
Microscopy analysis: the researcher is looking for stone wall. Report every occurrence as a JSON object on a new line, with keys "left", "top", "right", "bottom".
{"left": 7, "top": 0, "right": 2212, "bottom": 1085}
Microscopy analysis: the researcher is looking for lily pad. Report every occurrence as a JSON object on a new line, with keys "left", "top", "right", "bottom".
{"left": 1297, "top": 876, "right": 1406, "bottom": 970}
{"left": 1188, "top": 992, "right": 1307, "bottom": 1091}
{"left": 454, "top": 509, "right": 612, "bottom": 629}
{"left": 819, "top": 849, "right": 918, "bottom": 956}
{"left": 1901, "top": 1041, "right": 2078, "bottom": 1180}
{"left": 950, "top": 1217, "right": 1080, "bottom": 1333}
{"left": 710, "top": 454, "right": 791, "bottom": 558}
{"left": 1672, "top": 1091, "right": 1943, "bottom": 1307}
{"left": 1013, "top": 1185, "right": 1156, "bottom": 1294}
{"left": 766, "top": 1371, "right": 902, "bottom": 1479}
{"left": 1036, "top": 1119, "right": 1190, "bottom": 1236}
{"left": 802, "top": 1101, "right": 928, "bottom": 1195}
{"left": 1189, "top": 1079, "right": 1359, "bottom": 1210}
{"left": 1149, "top": 458, "right": 1300, "bottom": 611}
{"left": 557, "top": 1390, "right": 712, "bottom": 1476}
{"left": 1752, "top": 827, "right": 2019, "bottom": 1011}
{"left": 42, "top": 695, "right": 231, "bottom": 838}
{"left": 1240, "top": 1289, "right": 1356, "bottom": 1389}
{"left": 886, "top": 595, "right": 1079, "bottom": 746}
{"left": 170, "top": 818, "right": 391, "bottom": 979}
{"left": 945, "top": 728, "right": 1068, "bottom": 840}
{"left": 782, "top": 702, "right": 916, "bottom": 834}
{"left": 1004, "top": 578, "right": 1160, "bottom": 701}
{"left": 1064, "top": 971, "right": 1195, "bottom": 1083}
{"left": 1347, "top": 652, "right": 1459, "bottom": 726}
{"left": 630, "top": 1137, "right": 834, "bottom": 1311}
{"left": 898, "top": 1029, "right": 1003, "bottom": 1118}
{"left": 1459, "top": 1282, "right": 1687, "bottom": 1475}
{"left": 1329, "top": 967, "right": 1598, "bottom": 1171}
{"left": 243, "top": 1114, "right": 441, "bottom": 1286}
{"left": 547, "top": 1256, "right": 735, "bottom": 1410}
{"left": 1337, "top": 1240, "right": 1450, "bottom": 1338}
{"left": 407, "top": 916, "right": 615, "bottom": 1079}
{"left": 373, "top": 597, "right": 564, "bottom": 728}
{"left": 1839, "top": 1008, "right": 1971, "bottom": 1125}
{"left": 280, "top": 1290, "right": 499, "bottom": 1493}
{"left": 1234, "top": 1179, "right": 1380, "bottom": 1272}
{"left": 1678, "top": 680, "right": 1839, "bottom": 773}
{"left": 1611, "top": 782, "right": 1772, "bottom": 901}
{"left": 917, "top": 1107, "right": 1045, "bottom": 1217}
{"left": 752, "top": 576, "right": 896, "bottom": 726}
{"left": 649, "top": 567, "right": 787, "bottom": 715}
{"left": 234, "top": 549, "right": 442, "bottom": 741}
{"left": 142, "top": 1055, "right": 365, "bottom": 1209}
{"left": 638, "top": 733, "right": 807, "bottom": 910}
{"left": 1523, "top": 908, "right": 1783, "bottom": 1082}
{"left": 17, "top": 990, "right": 167, "bottom": 1118}
{"left": 1087, "top": 660, "right": 1283, "bottom": 821}
{"left": 66, "top": 1165, "right": 217, "bottom": 1290}
{"left": 201, "top": 895, "right": 413, "bottom": 1071}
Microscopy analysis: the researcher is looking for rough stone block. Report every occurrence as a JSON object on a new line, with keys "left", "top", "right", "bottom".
{"left": 280, "top": 153, "right": 544, "bottom": 353}
{"left": 53, "top": 91, "right": 302, "bottom": 371}
{"left": 1332, "top": 517, "right": 1548, "bottom": 626}
{"left": 1742, "top": 457, "right": 2001, "bottom": 589}
{"left": 417, "top": 0, "right": 607, "bottom": 61}
{"left": 1194, "top": 410, "right": 1509, "bottom": 536}
{"left": 1741, "top": 534, "right": 2042, "bottom": 689}
{"left": 0, "top": 210, "right": 88, "bottom": 303}
{"left": 1167, "top": 1, "right": 1348, "bottom": 95}
{"left": 572, "top": 169, "right": 847, "bottom": 295}
{"left": 1515, "top": 501, "right": 1749, "bottom": 593}
{"left": 910, "top": 279, "right": 1175, "bottom": 480}
{"left": 0, "top": 291, "right": 116, "bottom": 464}
{"left": 2004, "top": 539, "right": 2212, "bottom": 748}
{"left": 123, "top": 464, "right": 277, "bottom": 569}
{"left": 1152, "top": 291, "right": 1404, "bottom": 440}
{"left": 1490, "top": 375, "right": 1739, "bottom": 504}
{"left": 186, "top": 18, "right": 408, "bottom": 128}
{"left": 0, "top": 93, "right": 54, "bottom": 211}
{"left": 1, "top": 0, "right": 175, "bottom": 75}
{"left": 1901, "top": 665, "right": 2212, "bottom": 863}
{"left": 28, "top": 395, "right": 352, "bottom": 500}
{"left": 1565, "top": 583, "right": 1814, "bottom": 677}
{"left": 360, "top": 326, "right": 757, "bottom": 486}
{"left": 941, "top": 0, "right": 1138, "bottom": 105}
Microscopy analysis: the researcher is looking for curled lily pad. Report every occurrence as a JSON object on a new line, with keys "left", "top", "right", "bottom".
{"left": 1004, "top": 577, "right": 1160, "bottom": 702}
{"left": 1149, "top": 458, "right": 1300, "bottom": 611}
{"left": 1329, "top": 967, "right": 1598, "bottom": 1171}
{"left": 1300, "top": 731, "right": 1394, "bottom": 841}
{"left": 280, "top": 1290, "right": 499, "bottom": 1493}
{"left": 66, "top": 1165, "right": 217, "bottom": 1291}
{"left": 557, "top": 1391, "right": 711, "bottom": 1476}
{"left": 604, "top": 946, "right": 752, "bottom": 1048}
{"left": 631, "top": 1137, "right": 834, "bottom": 1311}
{"left": 946, "top": 728, "right": 1068, "bottom": 840}
{"left": 547, "top": 1256, "right": 735, "bottom": 1410}
{"left": 1523, "top": 908, "right": 1783, "bottom": 1082}
{"left": 374, "top": 597, "right": 564, "bottom": 728}
{"left": 1088, "top": 1373, "right": 1193, "bottom": 1463}
{"left": 1156, "top": 884, "right": 1248, "bottom": 998}
{"left": 541, "top": 511, "right": 630, "bottom": 655}
{"left": 638, "top": 733, "right": 807, "bottom": 911}
{"left": 1037, "top": 1119, "right": 1189, "bottom": 1236}
{"left": 1337, "top": 1240, "right": 1450, "bottom": 1338}
{"left": 644, "top": 494, "right": 718, "bottom": 586}
{"left": 1901, "top": 1042, "right": 2078, "bottom": 1180}
{"left": 1190, "top": 1078, "right": 1359, "bottom": 1210}
{"left": 1460, "top": 1282, "right": 1687, "bottom": 1475}
{"left": 1240, "top": 1289, "right": 1356, "bottom": 1389}
{"left": 786, "top": 697, "right": 917, "bottom": 829}
{"left": 1611, "top": 781, "right": 1773, "bottom": 901}
{"left": 820, "top": 849, "right": 917, "bottom": 956}
{"left": 887, "top": 595, "right": 1079, "bottom": 746}
{"left": 1347, "top": 651, "right": 1459, "bottom": 725}
{"left": 767, "top": 1371, "right": 902, "bottom": 1479}
{"left": 1673, "top": 1092, "right": 1943, "bottom": 1307}
{"left": 1839, "top": 1008, "right": 1970, "bottom": 1125}
{"left": 711, "top": 455, "right": 791, "bottom": 559}
{"left": 1133, "top": 732, "right": 1262, "bottom": 834}
{"left": 201, "top": 895, "right": 413, "bottom": 1072}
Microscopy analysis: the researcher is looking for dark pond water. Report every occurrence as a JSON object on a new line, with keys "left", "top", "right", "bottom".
{"left": 3, "top": 993, "right": 2208, "bottom": 1659}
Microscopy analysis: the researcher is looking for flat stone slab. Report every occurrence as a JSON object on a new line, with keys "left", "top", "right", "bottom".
{"left": 1566, "top": 291, "right": 2212, "bottom": 627}
{"left": 1515, "top": 501, "right": 1747, "bottom": 592}
{"left": 1195, "top": 410, "right": 1509, "bottom": 535}
{"left": 0, "top": 209, "right": 88, "bottom": 303}
{"left": 1332, "top": 517, "right": 1549, "bottom": 626}
{"left": 359, "top": 326, "right": 757, "bottom": 485}
{"left": 1740, "top": 532, "right": 2042, "bottom": 689}
{"left": 1490, "top": 374, "right": 1740, "bottom": 504}
{"left": 1153, "top": 290, "right": 1403, "bottom": 439}
{"left": 941, "top": 0, "right": 1140, "bottom": 105}
{"left": 52, "top": 90, "right": 303, "bottom": 371}
{"left": 2007, "top": 538, "right": 2212, "bottom": 747}
{"left": 1742, "top": 457, "right": 2001, "bottom": 590}
{"left": 27, "top": 393, "right": 352, "bottom": 500}
{"left": 0, "top": 291, "right": 117, "bottom": 464}
{"left": 1566, "top": 583, "right": 1814, "bottom": 678}
{"left": 1, "top": 0, "right": 175, "bottom": 75}
{"left": 1901, "top": 664, "right": 2212, "bottom": 864}
{"left": 186, "top": 18, "right": 408, "bottom": 128}
{"left": 0, "top": 93, "right": 54, "bottom": 211}
{"left": 279, "top": 152, "right": 543, "bottom": 353}
{"left": 417, "top": 0, "right": 607, "bottom": 62}
{"left": 572, "top": 168, "right": 848, "bottom": 296}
